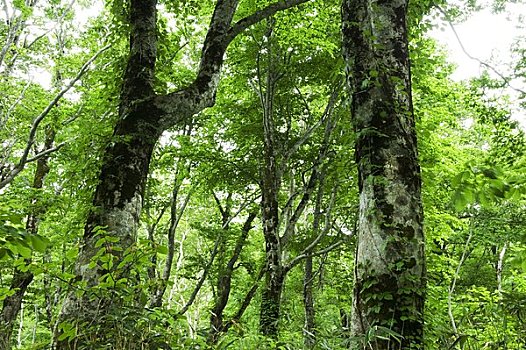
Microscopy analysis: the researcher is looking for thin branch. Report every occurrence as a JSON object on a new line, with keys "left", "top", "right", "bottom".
{"left": 279, "top": 83, "right": 341, "bottom": 177}
{"left": 146, "top": 203, "right": 169, "bottom": 280}
{"left": 497, "top": 242, "right": 508, "bottom": 294}
{"left": 0, "top": 142, "right": 65, "bottom": 188}
{"left": 0, "top": 45, "right": 110, "bottom": 190}
{"left": 436, "top": 5, "right": 526, "bottom": 95}
{"left": 25, "top": 142, "right": 65, "bottom": 163}
{"left": 1, "top": 78, "right": 32, "bottom": 128}
{"left": 212, "top": 191, "right": 227, "bottom": 222}
{"left": 223, "top": 264, "right": 266, "bottom": 332}
{"left": 226, "top": 212, "right": 257, "bottom": 272}
{"left": 285, "top": 185, "right": 339, "bottom": 272}
{"left": 448, "top": 225, "right": 474, "bottom": 334}
{"left": 221, "top": 191, "right": 261, "bottom": 230}
{"left": 287, "top": 240, "right": 344, "bottom": 272}
{"left": 227, "top": 0, "right": 312, "bottom": 41}
{"left": 294, "top": 85, "right": 313, "bottom": 124}
{"left": 61, "top": 105, "right": 87, "bottom": 126}
{"left": 177, "top": 236, "right": 221, "bottom": 316}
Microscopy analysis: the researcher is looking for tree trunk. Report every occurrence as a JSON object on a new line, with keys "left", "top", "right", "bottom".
{"left": 258, "top": 22, "right": 285, "bottom": 337}
{"left": 342, "top": 0, "right": 426, "bottom": 349}
{"left": 258, "top": 114, "right": 285, "bottom": 338}
{"left": 54, "top": 1, "right": 161, "bottom": 347}
{"left": 0, "top": 127, "right": 54, "bottom": 350}
{"left": 53, "top": 0, "right": 312, "bottom": 347}
{"left": 258, "top": 111, "right": 284, "bottom": 338}
{"left": 208, "top": 212, "right": 256, "bottom": 344}
{"left": 303, "top": 256, "right": 315, "bottom": 349}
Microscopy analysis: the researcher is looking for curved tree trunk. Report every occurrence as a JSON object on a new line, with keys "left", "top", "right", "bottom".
{"left": 342, "top": 0, "right": 426, "bottom": 349}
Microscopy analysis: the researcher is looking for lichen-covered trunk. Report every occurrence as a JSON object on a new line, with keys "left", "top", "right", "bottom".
{"left": 258, "top": 39, "right": 284, "bottom": 337}
{"left": 54, "top": 1, "right": 161, "bottom": 347}
{"left": 55, "top": 116, "right": 161, "bottom": 337}
{"left": 342, "top": 0, "right": 425, "bottom": 349}
{"left": 259, "top": 258, "right": 284, "bottom": 338}
{"left": 259, "top": 146, "right": 284, "bottom": 338}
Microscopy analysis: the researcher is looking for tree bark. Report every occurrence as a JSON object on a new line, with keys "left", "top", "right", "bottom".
{"left": 342, "top": 0, "right": 426, "bottom": 349}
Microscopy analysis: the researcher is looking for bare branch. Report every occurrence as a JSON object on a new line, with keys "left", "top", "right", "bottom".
{"left": 286, "top": 240, "right": 343, "bottom": 272}
{"left": 436, "top": 5, "right": 526, "bottom": 95}
{"left": 0, "top": 45, "right": 110, "bottom": 190}
{"left": 220, "top": 191, "right": 261, "bottom": 230}
{"left": 284, "top": 185, "right": 339, "bottom": 272}
{"left": 25, "top": 142, "right": 65, "bottom": 163}
{"left": 279, "top": 83, "right": 341, "bottom": 177}
{"left": 224, "top": 264, "right": 266, "bottom": 332}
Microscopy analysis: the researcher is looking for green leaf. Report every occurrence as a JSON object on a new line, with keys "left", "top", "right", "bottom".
{"left": 156, "top": 245, "right": 168, "bottom": 255}
{"left": 0, "top": 248, "right": 6, "bottom": 260}
{"left": 17, "top": 244, "right": 32, "bottom": 259}
{"left": 30, "top": 235, "right": 50, "bottom": 253}
{"left": 95, "top": 237, "right": 106, "bottom": 248}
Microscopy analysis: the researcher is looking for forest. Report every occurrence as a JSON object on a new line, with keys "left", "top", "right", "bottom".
{"left": 1, "top": 0, "right": 526, "bottom": 349}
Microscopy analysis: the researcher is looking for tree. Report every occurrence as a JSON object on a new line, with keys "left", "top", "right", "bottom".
{"left": 2, "top": 0, "right": 526, "bottom": 348}
{"left": 54, "top": 0, "right": 313, "bottom": 347}
{"left": 341, "top": 0, "right": 426, "bottom": 348}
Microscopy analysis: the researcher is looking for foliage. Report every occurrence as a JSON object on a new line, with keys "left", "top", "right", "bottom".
{"left": 0, "top": 0, "right": 525, "bottom": 349}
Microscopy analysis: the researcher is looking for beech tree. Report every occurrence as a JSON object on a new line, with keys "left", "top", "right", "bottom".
{"left": 54, "top": 0, "right": 315, "bottom": 347}
{"left": 342, "top": 0, "right": 425, "bottom": 348}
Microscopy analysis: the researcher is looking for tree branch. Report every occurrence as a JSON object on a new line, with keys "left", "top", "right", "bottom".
{"left": 287, "top": 239, "right": 343, "bottom": 273}
{"left": 155, "top": 0, "right": 314, "bottom": 129}
{"left": 284, "top": 185, "right": 339, "bottom": 273}
{"left": 223, "top": 265, "right": 266, "bottom": 332}
{"left": 436, "top": 5, "right": 526, "bottom": 95}
{"left": 227, "top": 0, "right": 313, "bottom": 41}
{"left": 177, "top": 235, "right": 221, "bottom": 316}
{"left": 0, "top": 45, "right": 110, "bottom": 190}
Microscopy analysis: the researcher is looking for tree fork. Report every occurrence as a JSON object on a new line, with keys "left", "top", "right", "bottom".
{"left": 55, "top": 0, "right": 314, "bottom": 347}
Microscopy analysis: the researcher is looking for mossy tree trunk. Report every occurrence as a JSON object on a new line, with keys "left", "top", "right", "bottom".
{"left": 341, "top": 0, "right": 426, "bottom": 349}
{"left": 258, "top": 60, "right": 285, "bottom": 339}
